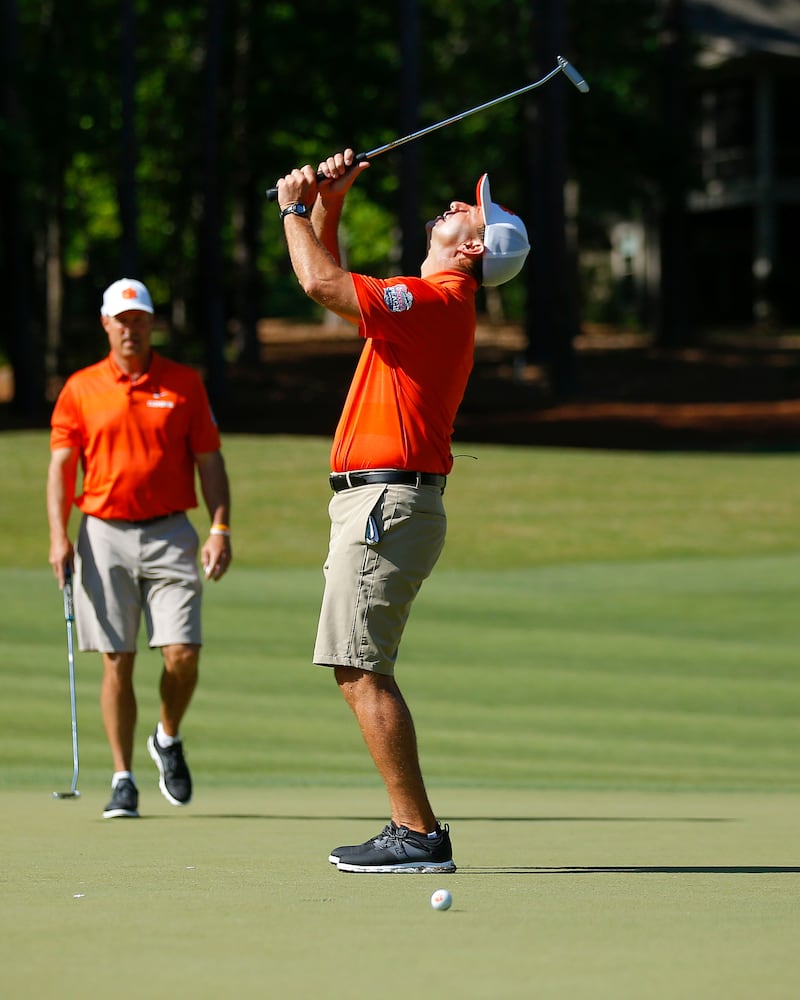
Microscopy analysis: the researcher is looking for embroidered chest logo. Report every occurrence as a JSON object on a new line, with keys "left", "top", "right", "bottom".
{"left": 146, "top": 392, "right": 175, "bottom": 409}
{"left": 383, "top": 284, "right": 414, "bottom": 313}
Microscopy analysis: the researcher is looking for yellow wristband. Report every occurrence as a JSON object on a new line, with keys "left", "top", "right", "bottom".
{"left": 210, "top": 524, "right": 230, "bottom": 536}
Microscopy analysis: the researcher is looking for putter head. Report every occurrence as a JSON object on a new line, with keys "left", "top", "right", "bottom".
{"left": 52, "top": 790, "right": 81, "bottom": 799}
{"left": 557, "top": 56, "right": 590, "bottom": 93}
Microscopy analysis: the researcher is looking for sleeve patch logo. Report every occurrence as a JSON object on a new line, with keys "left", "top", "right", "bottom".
{"left": 383, "top": 284, "right": 414, "bottom": 313}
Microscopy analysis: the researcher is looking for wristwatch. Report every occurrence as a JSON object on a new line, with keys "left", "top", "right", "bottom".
{"left": 279, "top": 203, "right": 310, "bottom": 220}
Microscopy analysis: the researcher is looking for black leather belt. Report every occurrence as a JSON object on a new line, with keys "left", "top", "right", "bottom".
{"left": 126, "top": 512, "right": 184, "bottom": 527}
{"left": 329, "top": 470, "right": 447, "bottom": 493}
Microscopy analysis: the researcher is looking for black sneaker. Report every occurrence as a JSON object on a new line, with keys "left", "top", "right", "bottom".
{"left": 102, "top": 778, "right": 139, "bottom": 819}
{"left": 331, "top": 822, "right": 456, "bottom": 873}
{"left": 147, "top": 729, "right": 192, "bottom": 806}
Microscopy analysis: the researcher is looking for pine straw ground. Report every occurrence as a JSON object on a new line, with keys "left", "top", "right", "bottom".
{"left": 219, "top": 320, "right": 800, "bottom": 451}
{"left": 3, "top": 321, "right": 800, "bottom": 450}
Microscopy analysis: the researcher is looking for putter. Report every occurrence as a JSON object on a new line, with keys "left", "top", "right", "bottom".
{"left": 52, "top": 567, "right": 80, "bottom": 799}
{"left": 265, "top": 55, "right": 589, "bottom": 201}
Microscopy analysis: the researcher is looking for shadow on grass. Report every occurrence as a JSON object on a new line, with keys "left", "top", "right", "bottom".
{"left": 180, "top": 814, "right": 732, "bottom": 823}
{"left": 462, "top": 866, "right": 800, "bottom": 875}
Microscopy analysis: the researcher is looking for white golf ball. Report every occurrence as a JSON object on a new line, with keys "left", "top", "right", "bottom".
{"left": 430, "top": 888, "right": 452, "bottom": 911}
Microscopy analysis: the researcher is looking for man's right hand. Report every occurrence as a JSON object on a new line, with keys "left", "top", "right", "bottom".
{"left": 49, "top": 542, "right": 74, "bottom": 589}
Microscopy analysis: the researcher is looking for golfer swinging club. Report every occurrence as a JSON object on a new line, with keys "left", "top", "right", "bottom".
{"left": 275, "top": 149, "right": 529, "bottom": 872}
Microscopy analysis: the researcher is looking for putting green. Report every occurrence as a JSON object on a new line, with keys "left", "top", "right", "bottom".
{"left": 3, "top": 788, "right": 799, "bottom": 998}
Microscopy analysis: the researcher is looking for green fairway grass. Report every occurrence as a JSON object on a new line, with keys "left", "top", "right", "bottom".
{"left": 1, "top": 431, "right": 799, "bottom": 997}
{"left": 6, "top": 431, "right": 800, "bottom": 571}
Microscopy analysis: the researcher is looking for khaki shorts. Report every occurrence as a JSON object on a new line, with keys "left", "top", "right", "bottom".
{"left": 74, "top": 513, "right": 202, "bottom": 653}
{"left": 313, "top": 482, "right": 447, "bottom": 676}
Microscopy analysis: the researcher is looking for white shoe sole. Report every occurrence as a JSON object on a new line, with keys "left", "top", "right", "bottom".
{"left": 336, "top": 860, "right": 457, "bottom": 874}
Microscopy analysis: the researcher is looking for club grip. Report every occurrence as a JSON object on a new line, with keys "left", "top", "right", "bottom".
{"left": 265, "top": 178, "right": 320, "bottom": 203}
{"left": 264, "top": 153, "right": 368, "bottom": 202}
{"left": 63, "top": 565, "right": 75, "bottom": 623}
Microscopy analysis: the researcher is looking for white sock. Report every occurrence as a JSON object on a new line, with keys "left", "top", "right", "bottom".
{"left": 112, "top": 770, "right": 134, "bottom": 788}
{"left": 157, "top": 722, "right": 179, "bottom": 747}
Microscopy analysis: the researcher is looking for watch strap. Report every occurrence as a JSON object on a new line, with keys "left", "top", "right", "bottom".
{"left": 279, "top": 203, "right": 310, "bottom": 220}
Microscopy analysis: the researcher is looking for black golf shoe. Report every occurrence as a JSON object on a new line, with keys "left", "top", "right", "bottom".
{"left": 102, "top": 777, "right": 139, "bottom": 819}
{"left": 147, "top": 729, "right": 192, "bottom": 806}
{"left": 330, "top": 821, "right": 456, "bottom": 873}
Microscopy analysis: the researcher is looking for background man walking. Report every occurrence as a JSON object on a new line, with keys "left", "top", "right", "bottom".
{"left": 47, "top": 278, "right": 232, "bottom": 819}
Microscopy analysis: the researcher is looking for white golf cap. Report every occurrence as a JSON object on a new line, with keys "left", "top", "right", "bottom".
{"left": 476, "top": 174, "right": 530, "bottom": 287}
{"left": 101, "top": 278, "right": 154, "bottom": 317}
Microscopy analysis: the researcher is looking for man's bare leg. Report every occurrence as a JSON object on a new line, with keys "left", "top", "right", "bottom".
{"left": 159, "top": 643, "right": 199, "bottom": 737}
{"left": 334, "top": 665, "right": 437, "bottom": 833}
{"left": 101, "top": 652, "right": 137, "bottom": 772}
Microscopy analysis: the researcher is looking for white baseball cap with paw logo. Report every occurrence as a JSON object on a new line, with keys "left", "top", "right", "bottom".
{"left": 101, "top": 278, "right": 154, "bottom": 317}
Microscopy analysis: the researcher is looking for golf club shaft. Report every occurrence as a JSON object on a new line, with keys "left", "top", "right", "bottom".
{"left": 265, "top": 55, "right": 588, "bottom": 202}
{"left": 55, "top": 570, "right": 80, "bottom": 797}
{"left": 66, "top": 613, "right": 79, "bottom": 794}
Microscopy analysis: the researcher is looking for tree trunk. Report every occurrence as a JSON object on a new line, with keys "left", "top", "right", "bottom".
{"left": 656, "top": 0, "right": 693, "bottom": 348}
{"left": 231, "top": 0, "right": 260, "bottom": 366}
{"left": 45, "top": 206, "right": 63, "bottom": 391}
{"left": 400, "top": 0, "right": 423, "bottom": 275}
{"left": 0, "top": 0, "right": 38, "bottom": 416}
{"left": 523, "top": 0, "right": 577, "bottom": 397}
{"left": 119, "top": 0, "right": 139, "bottom": 276}
{"left": 201, "top": 0, "right": 226, "bottom": 406}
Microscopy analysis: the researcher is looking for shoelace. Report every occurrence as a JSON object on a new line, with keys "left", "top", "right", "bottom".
{"left": 159, "top": 742, "right": 187, "bottom": 776}
{"left": 371, "top": 824, "right": 398, "bottom": 847}
{"left": 376, "top": 823, "right": 442, "bottom": 850}
{"left": 114, "top": 780, "right": 136, "bottom": 802}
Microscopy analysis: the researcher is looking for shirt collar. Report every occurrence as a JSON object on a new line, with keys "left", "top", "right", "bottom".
{"left": 424, "top": 269, "right": 479, "bottom": 293}
{"left": 106, "top": 350, "right": 158, "bottom": 384}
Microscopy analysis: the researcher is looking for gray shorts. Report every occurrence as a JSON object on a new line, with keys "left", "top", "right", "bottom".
{"left": 74, "top": 513, "right": 202, "bottom": 653}
{"left": 313, "top": 483, "right": 447, "bottom": 676}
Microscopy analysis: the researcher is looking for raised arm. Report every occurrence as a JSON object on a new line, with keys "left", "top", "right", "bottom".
{"left": 276, "top": 149, "right": 369, "bottom": 324}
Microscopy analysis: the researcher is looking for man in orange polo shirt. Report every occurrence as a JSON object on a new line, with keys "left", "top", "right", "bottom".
{"left": 47, "top": 278, "right": 233, "bottom": 819}
{"left": 275, "top": 149, "right": 529, "bottom": 872}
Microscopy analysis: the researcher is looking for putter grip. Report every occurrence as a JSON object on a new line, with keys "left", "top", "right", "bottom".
{"left": 63, "top": 569, "right": 75, "bottom": 623}
{"left": 265, "top": 153, "right": 368, "bottom": 202}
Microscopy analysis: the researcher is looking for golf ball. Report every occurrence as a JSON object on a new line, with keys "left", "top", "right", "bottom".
{"left": 430, "top": 888, "right": 452, "bottom": 911}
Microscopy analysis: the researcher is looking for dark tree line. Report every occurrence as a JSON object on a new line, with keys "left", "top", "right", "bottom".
{"left": 1, "top": 0, "right": 678, "bottom": 418}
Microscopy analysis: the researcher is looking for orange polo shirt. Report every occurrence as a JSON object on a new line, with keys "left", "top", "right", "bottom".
{"left": 330, "top": 270, "right": 477, "bottom": 474}
{"left": 50, "top": 352, "right": 221, "bottom": 521}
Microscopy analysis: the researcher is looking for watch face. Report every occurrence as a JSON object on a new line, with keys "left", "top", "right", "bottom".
{"left": 295, "top": 204, "right": 307, "bottom": 216}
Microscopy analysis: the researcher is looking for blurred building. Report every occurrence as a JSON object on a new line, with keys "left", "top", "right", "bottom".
{"left": 613, "top": 0, "right": 800, "bottom": 332}
{"left": 690, "top": 0, "right": 800, "bottom": 327}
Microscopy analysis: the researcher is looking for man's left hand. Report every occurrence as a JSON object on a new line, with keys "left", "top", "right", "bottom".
{"left": 202, "top": 535, "right": 232, "bottom": 581}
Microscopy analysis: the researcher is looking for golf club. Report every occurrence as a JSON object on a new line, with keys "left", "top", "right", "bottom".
{"left": 52, "top": 566, "right": 80, "bottom": 799}
{"left": 265, "top": 55, "right": 589, "bottom": 201}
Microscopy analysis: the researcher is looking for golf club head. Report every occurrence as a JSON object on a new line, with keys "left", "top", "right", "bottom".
{"left": 557, "top": 56, "right": 590, "bottom": 93}
{"left": 52, "top": 790, "right": 81, "bottom": 799}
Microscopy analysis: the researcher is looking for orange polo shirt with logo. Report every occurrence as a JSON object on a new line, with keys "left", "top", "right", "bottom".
{"left": 330, "top": 270, "right": 477, "bottom": 475}
{"left": 50, "top": 352, "right": 221, "bottom": 521}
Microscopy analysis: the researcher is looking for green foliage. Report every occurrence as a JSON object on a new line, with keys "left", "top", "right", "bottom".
{"left": 4, "top": 0, "right": 677, "bottom": 376}
{"left": 63, "top": 155, "right": 121, "bottom": 273}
